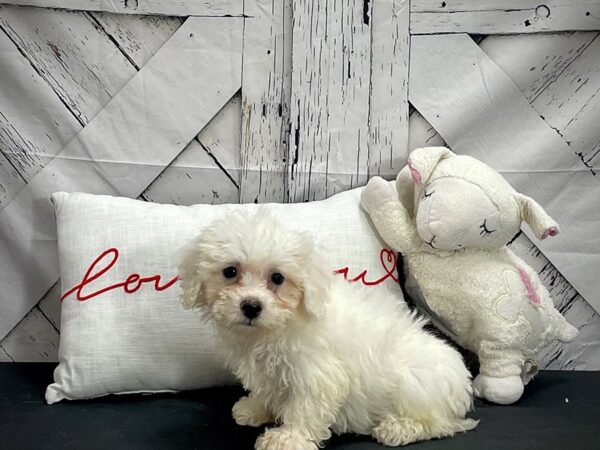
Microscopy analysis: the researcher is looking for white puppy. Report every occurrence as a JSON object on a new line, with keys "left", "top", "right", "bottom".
{"left": 179, "top": 210, "right": 477, "bottom": 449}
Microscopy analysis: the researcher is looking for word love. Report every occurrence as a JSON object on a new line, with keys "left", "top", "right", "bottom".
{"left": 335, "top": 249, "right": 399, "bottom": 286}
{"left": 61, "top": 247, "right": 399, "bottom": 302}
{"left": 60, "top": 248, "right": 179, "bottom": 302}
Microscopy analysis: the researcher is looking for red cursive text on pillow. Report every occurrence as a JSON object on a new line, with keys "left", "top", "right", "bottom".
{"left": 61, "top": 247, "right": 399, "bottom": 302}
{"left": 60, "top": 248, "right": 179, "bottom": 302}
{"left": 335, "top": 248, "right": 398, "bottom": 286}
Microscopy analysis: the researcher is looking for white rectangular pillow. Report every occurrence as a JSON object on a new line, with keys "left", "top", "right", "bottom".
{"left": 46, "top": 189, "right": 404, "bottom": 404}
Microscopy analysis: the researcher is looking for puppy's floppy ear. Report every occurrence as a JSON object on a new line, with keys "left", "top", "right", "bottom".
{"left": 514, "top": 193, "right": 559, "bottom": 240}
{"left": 178, "top": 239, "right": 205, "bottom": 309}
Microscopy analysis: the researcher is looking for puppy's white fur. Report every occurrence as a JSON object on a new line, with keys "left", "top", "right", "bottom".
{"left": 180, "top": 210, "right": 477, "bottom": 449}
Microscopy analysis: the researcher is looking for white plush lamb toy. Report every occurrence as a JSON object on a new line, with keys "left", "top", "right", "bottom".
{"left": 361, "top": 147, "right": 578, "bottom": 405}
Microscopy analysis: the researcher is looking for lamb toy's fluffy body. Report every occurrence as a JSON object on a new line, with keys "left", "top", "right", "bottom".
{"left": 179, "top": 211, "right": 476, "bottom": 449}
{"left": 361, "top": 147, "right": 579, "bottom": 405}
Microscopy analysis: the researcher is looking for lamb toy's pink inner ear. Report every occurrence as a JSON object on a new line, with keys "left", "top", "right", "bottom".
{"left": 407, "top": 160, "right": 422, "bottom": 185}
{"left": 541, "top": 226, "right": 559, "bottom": 240}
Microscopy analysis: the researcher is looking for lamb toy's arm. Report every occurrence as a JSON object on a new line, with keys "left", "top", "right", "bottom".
{"left": 361, "top": 177, "right": 424, "bottom": 254}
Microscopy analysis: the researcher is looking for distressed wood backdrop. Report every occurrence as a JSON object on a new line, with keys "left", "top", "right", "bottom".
{"left": 0, "top": 0, "right": 599, "bottom": 370}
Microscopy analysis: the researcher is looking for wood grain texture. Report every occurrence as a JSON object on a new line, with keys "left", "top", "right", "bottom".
{"left": 289, "top": 0, "right": 372, "bottom": 201}
{"left": 0, "top": 307, "right": 58, "bottom": 362}
{"left": 411, "top": 0, "right": 600, "bottom": 34}
{"left": 0, "top": 0, "right": 242, "bottom": 16}
{"left": 409, "top": 33, "right": 600, "bottom": 312}
{"left": 368, "top": 0, "right": 410, "bottom": 178}
{"left": 408, "top": 109, "right": 445, "bottom": 151}
{"left": 93, "top": 11, "right": 241, "bottom": 205}
{"left": 142, "top": 93, "right": 241, "bottom": 205}
{"left": 505, "top": 34, "right": 600, "bottom": 172}
{"left": 37, "top": 282, "right": 61, "bottom": 330}
{"left": 0, "top": 14, "right": 80, "bottom": 189}
{"left": 0, "top": 5, "right": 137, "bottom": 125}
{"left": 0, "top": 344, "right": 13, "bottom": 361}
{"left": 480, "top": 32, "right": 598, "bottom": 106}
{"left": 91, "top": 11, "right": 184, "bottom": 69}
{"left": 0, "top": 16, "right": 243, "bottom": 340}
{"left": 482, "top": 32, "right": 600, "bottom": 173}
{"left": 239, "top": 0, "right": 292, "bottom": 203}
{"left": 0, "top": 152, "right": 25, "bottom": 209}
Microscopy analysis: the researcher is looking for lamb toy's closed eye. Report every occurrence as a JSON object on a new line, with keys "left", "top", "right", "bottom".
{"left": 361, "top": 147, "right": 578, "bottom": 405}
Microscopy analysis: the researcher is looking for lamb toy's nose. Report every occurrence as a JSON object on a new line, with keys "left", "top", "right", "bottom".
{"left": 240, "top": 298, "right": 262, "bottom": 319}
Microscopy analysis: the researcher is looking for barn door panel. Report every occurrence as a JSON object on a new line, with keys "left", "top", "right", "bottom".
{"left": 0, "top": 0, "right": 242, "bottom": 16}
{"left": 239, "top": 0, "right": 292, "bottom": 203}
{"left": 0, "top": 16, "right": 243, "bottom": 339}
{"left": 288, "top": 0, "right": 410, "bottom": 202}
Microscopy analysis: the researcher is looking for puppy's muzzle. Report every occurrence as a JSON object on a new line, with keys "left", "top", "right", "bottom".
{"left": 240, "top": 298, "right": 262, "bottom": 320}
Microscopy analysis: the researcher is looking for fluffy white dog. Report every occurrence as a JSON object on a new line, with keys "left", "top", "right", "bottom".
{"left": 179, "top": 210, "right": 477, "bottom": 449}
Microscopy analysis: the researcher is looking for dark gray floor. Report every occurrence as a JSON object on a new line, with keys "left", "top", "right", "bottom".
{"left": 1, "top": 364, "right": 598, "bottom": 449}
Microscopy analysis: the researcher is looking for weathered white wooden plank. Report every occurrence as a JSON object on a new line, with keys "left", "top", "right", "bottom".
{"left": 411, "top": 0, "right": 600, "bottom": 34}
{"left": 93, "top": 11, "right": 241, "bottom": 205}
{"left": 408, "top": 109, "right": 445, "bottom": 151}
{"left": 481, "top": 32, "right": 600, "bottom": 170}
{"left": 0, "top": 16, "right": 243, "bottom": 339}
{"left": 141, "top": 139, "right": 239, "bottom": 205}
{"left": 480, "top": 32, "right": 599, "bottom": 104}
{"left": 0, "top": 307, "right": 58, "bottom": 362}
{"left": 525, "top": 40, "right": 600, "bottom": 172}
{"left": 509, "top": 234, "right": 600, "bottom": 370}
{"left": 368, "top": 0, "right": 410, "bottom": 178}
{"left": 289, "top": 0, "right": 372, "bottom": 202}
{"left": 410, "top": 34, "right": 600, "bottom": 312}
{"left": 196, "top": 92, "right": 241, "bottom": 174}
{"left": 0, "top": 5, "right": 138, "bottom": 125}
{"left": 141, "top": 93, "right": 241, "bottom": 205}
{"left": 0, "top": 0, "right": 241, "bottom": 16}
{"left": 37, "top": 282, "right": 61, "bottom": 330}
{"left": 0, "top": 21, "right": 80, "bottom": 189}
{"left": 0, "top": 345, "right": 13, "bottom": 361}
{"left": 0, "top": 152, "right": 25, "bottom": 208}
{"left": 239, "top": 0, "right": 292, "bottom": 203}
{"left": 91, "top": 11, "right": 184, "bottom": 69}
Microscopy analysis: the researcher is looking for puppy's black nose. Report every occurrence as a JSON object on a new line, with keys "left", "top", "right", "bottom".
{"left": 240, "top": 298, "right": 262, "bottom": 319}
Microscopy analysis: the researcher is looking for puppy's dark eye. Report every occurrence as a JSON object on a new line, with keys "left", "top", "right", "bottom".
{"left": 271, "top": 272, "right": 285, "bottom": 285}
{"left": 222, "top": 266, "right": 237, "bottom": 279}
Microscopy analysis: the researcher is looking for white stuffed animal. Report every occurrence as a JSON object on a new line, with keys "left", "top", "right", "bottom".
{"left": 361, "top": 147, "right": 578, "bottom": 405}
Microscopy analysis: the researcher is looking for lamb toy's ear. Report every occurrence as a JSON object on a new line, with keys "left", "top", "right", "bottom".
{"left": 514, "top": 193, "right": 560, "bottom": 240}
{"left": 407, "top": 147, "right": 455, "bottom": 185}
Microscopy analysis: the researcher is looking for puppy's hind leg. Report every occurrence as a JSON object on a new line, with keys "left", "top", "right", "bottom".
{"left": 232, "top": 395, "right": 273, "bottom": 427}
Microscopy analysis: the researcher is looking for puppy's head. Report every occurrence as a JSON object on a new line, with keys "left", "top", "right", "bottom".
{"left": 179, "top": 209, "right": 330, "bottom": 335}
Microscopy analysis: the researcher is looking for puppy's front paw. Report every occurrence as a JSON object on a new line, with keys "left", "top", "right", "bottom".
{"left": 255, "top": 428, "right": 317, "bottom": 450}
{"left": 232, "top": 396, "right": 272, "bottom": 427}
